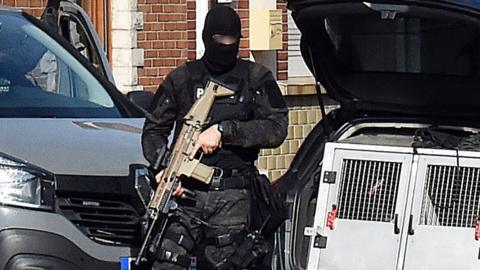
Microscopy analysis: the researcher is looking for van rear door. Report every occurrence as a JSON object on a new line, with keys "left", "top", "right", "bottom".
{"left": 307, "top": 143, "right": 413, "bottom": 270}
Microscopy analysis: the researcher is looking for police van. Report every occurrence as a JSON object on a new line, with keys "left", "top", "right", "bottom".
{"left": 275, "top": 1, "right": 480, "bottom": 269}
{"left": 0, "top": 1, "right": 153, "bottom": 269}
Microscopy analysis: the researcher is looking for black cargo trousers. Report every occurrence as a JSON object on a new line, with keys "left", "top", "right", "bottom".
{"left": 151, "top": 187, "right": 250, "bottom": 270}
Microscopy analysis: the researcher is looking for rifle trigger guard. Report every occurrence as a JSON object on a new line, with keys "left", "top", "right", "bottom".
{"left": 188, "top": 149, "right": 203, "bottom": 161}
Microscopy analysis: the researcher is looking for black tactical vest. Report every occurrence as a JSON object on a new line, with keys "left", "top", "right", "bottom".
{"left": 177, "top": 59, "right": 258, "bottom": 171}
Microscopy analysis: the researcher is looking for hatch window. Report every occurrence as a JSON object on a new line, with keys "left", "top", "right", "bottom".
{"left": 325, "top": 15, "right": 480, "bottom": 77}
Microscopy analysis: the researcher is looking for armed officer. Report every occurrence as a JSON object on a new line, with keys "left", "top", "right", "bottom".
{"left": 142, "top": 5, "right": 288, "bottom": 270}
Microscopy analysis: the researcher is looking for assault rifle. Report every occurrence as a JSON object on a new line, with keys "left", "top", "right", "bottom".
{"left": 135, "top": 80, "right": 235, "bottom": 266}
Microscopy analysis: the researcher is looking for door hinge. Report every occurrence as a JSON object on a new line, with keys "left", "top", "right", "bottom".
{"left": 304, "top": 226, "right": 327, "bottom": 249}
{"left": 314, "top": 235, "right": 328, "bottom": 249}
{"left": 323, "top": 171, "right": 336, "bottom": 184}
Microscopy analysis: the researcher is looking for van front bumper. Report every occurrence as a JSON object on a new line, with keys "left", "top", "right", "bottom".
{"left": 0, "top": 206, "right": 134, "bottom": 270}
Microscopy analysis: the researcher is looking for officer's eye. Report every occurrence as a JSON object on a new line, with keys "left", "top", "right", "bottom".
{"left": 212, "top": 34, "right": 239, "bottom": 45}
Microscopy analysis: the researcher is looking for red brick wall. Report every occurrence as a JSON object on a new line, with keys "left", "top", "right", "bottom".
{"left": 277, "top": 1, "right": 288, "bottom": 81}
{"left": 137, "top": 0, "right": 250, "bottom": 93}
{"left": 0, "top": 0, "right": 47, "bottom": 16}
{"left": 186, "top": 0, "right": 196, "bottom": 61}
{"left": 137, "top": 0, "right": 189, "bottom": 92}
{"left": 231, "top": 0, "right": 249, "bottom": 60}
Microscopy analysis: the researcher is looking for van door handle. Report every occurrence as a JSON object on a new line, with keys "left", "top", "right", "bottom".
{"left": 408, "top": 215, "right": 415, "bottom": 235}
{"left": 393, "top": 214, "right": 400, "bottom": 234}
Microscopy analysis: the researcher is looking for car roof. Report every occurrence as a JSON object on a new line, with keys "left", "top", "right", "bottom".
{"left": 0, "top": 5, "right": 21, "bottom": 12}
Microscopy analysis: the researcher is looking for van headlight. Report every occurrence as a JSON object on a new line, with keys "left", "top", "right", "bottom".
{"left": 0, "top": 154, "right": 54, "bottom": 210}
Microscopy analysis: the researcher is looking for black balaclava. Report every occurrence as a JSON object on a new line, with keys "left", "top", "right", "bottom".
{"left": 202, "top": 5, "right": 241, "bottom": 74}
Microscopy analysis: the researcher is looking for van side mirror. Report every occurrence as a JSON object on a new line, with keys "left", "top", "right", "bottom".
{"left": 127, "top": 91, "right": 154, "bottom": 112}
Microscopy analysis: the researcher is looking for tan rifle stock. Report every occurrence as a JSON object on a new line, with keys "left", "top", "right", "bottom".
{"left": 148, "top": 80, "right": 235, "bottom": 209}
{"left": 135, "top": 80, "right": 235, "bottom": 265}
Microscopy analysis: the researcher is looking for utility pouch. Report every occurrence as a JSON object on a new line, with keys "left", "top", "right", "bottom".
{"left": 212, "top": 231, "right": 271, "bottom": 270}
{"left": 230, "top": 231, "right": 270, "bottom": 269}
{"left": 250, "top": 173, "right": 288, "bottom": 237}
